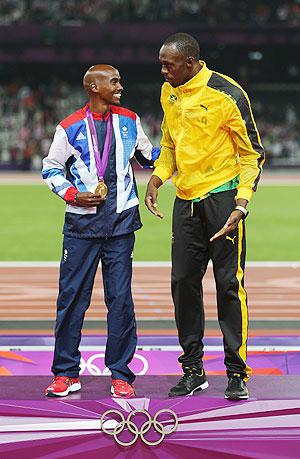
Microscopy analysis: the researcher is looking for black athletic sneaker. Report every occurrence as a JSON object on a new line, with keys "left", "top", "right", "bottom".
{"left": 168, "top": 368, "right": 208, "bottom": 397}
{"left": 225, "top": 374, "right": 249, "bottom": 400}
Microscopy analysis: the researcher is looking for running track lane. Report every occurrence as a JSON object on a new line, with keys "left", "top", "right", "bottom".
{"left": 0, "top": 265, "right": 299, "bottom": 322}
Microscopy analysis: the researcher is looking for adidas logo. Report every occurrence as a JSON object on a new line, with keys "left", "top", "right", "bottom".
{"left": 76, "top": 132, "right": 86, "bottom": 141}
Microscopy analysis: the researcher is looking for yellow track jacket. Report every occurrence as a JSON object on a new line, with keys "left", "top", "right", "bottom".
{"left": 153, "top": 61, "right": 265, "bottom": 202}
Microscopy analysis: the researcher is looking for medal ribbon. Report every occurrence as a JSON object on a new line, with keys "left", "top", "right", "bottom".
{"left": 86, "top": 107, "right": 112, "bottom": 181}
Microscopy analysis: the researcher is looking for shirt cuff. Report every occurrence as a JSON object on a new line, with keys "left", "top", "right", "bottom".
{"left": 64, "top": 187, "right": 78, "bottom": 204}
{"left": 236, "top": 187, "right": 253, "bottom": 202}
{"left": 152, "top": 167, "right": 172, "bottom": 184}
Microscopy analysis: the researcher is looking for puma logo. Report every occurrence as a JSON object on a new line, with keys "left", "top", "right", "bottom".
{"left": 200, "top": 104, "right": 208, "bottom": 111}
{"left": 226, "top": 235, "right": 236, "bottom": 245}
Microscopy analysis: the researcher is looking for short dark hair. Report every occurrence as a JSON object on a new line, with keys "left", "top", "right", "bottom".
{"left": 163, "top": 33, "right": 200, "bottom": 60}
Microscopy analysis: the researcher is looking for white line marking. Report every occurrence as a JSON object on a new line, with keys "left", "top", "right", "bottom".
{"left": 0, "top": 261, "right": 299, "bottom": 268}
{"left": 0, "top": 418, "right": 101, "bottom": 432}
{"left": 1, "top": 317, "right": 300, "bottom": 321}
{"left": 1, "top": 345, "right": 300, "bottom": 351}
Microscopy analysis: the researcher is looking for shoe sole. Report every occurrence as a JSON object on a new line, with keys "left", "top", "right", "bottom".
{"left": 169, "top": 381, "right": 209, "bottom": 397}
{"left": 111, "top": 387, "right": 135, "bottom": 398}
{"left": 45, "top": 382, "right": 81, "bottom": 397}
{"left": 225, "top": 394, "right": 249, "bottom": 400}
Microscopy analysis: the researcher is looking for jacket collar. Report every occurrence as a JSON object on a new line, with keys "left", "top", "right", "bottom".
{"left": 172, "top": 61, "right": 212, "bottom": 94}
{"left": 83, "top": 102, "right": 111, "bottom": 121}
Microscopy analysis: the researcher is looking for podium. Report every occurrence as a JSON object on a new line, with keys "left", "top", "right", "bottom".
{"left": 1, "top": 375, "right": 300, "bottom": 458}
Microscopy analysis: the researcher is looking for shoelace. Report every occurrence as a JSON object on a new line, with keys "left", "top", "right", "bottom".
{"left": 180, "top": 372, "right": 195, "bottom": 382}
{"left": 229, "top": 376, "right": 243, "bottom": 388}
{"left": 181, "top": 368, "right": 204, "bottom": 380}
{"left": 113, "top": 380, "right": 131, "bottom": 388}
{"left": 53, "top": 376, "right": 71, "bottom": 383}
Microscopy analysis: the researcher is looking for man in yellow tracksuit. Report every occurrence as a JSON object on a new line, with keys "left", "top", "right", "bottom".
{"left": 145, "top": 33, "right": 265, "bottom": 400}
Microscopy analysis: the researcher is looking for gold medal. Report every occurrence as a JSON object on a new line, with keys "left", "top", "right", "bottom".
{"left": 95, "top": 181, "right": 108, "bottom": 198}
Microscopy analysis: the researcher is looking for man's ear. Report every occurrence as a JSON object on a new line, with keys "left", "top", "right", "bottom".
{"left": 186, "top": 56, "right": 195, "bottom": 68}
{"left": 90, "top": 82, "right": 98, "bottom": 93}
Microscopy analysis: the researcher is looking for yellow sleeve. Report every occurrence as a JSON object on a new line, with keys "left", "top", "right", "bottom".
{"left": 153, "top": 115, "right": 177, "bottom": 183}
{"left": 226, "top": 92, "right": 265, "bottom": 201}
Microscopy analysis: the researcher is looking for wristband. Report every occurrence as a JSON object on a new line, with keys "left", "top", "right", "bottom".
{"left": 64, "top": 187, "right": 78, "bottom": 205}
{"left": 235, "top": 205, "right": 249, "bottom": 219}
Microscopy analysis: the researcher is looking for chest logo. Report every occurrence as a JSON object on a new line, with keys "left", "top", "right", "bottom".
{"left": 169, "top": 94, "right": 177, "bottom": 104}
{"left": 76, "top": 132, "right": 86, "bottom": 141}
{"left": 121, "top": 126, "right": 128, "bottom": 138}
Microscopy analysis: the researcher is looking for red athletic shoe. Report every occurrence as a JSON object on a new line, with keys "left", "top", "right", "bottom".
{"left": 45, "top": 376, "right": 81, "bottom": 397}
{"left": 111, "top": 379, "right": 135, "bottom": 398}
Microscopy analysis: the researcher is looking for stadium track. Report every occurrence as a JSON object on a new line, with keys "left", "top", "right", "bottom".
{"left": 0, "top": 263, "right": 299, "bottom": 336}
{"left": 1, "top": 171, "right": 299, "bottom": 336}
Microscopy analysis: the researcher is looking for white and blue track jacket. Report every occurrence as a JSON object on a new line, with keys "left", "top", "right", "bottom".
{"left": 42, "top": 103, "right": 159, "bottom": 238}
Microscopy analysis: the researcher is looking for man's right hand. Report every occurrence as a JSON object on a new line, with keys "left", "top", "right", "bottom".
{"left": 145, "top": 175, "right": 164, "bottom": 219}
{"left": 75, "top": 192, "right": 105, "bottom": 207}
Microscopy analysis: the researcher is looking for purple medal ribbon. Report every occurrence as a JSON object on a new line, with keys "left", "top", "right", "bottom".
{"left": 86, "top": 107, "right": 112, "bottom": 181}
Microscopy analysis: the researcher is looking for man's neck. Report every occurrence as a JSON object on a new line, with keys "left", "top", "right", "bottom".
{"left": 189, "top": 62, "right": 203, "bottom": 80}
{"left": 89, "top": 98, "right": 110, "bottom": 114}
{"left": 179, "top": 62, "right": 203, "bottom": 87}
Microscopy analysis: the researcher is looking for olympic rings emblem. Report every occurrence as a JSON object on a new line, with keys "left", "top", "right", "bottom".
{"left": 80, "top": 353, "right": 149, "bottom": 376}
{"left": 100, "top": 408, "right": 178, "bottom": 446}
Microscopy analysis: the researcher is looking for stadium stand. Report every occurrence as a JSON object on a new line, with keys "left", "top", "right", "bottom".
{"left": 1, "top": 0, "right": 300, "bottom": 25}
{"left": 0, "top": 1, "right": 299, "bottom": 169}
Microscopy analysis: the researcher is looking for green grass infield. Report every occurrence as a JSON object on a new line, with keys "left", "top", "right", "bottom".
{"left": 1, "top": 184, "right": 299, "bottom": 261}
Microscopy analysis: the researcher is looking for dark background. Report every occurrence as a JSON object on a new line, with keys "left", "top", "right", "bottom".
{"left": 0, "top": 0, "right": 300, "bottom": 170}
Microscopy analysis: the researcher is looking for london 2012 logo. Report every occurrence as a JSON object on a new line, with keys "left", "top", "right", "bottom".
{"left": 100, "top": 408, "right": 178, "bottom": 446}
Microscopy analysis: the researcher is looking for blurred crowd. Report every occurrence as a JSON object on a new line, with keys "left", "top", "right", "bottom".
{"left": 251, "top": 96, "right": 300, "bottom": 166}
{"left": 1, "top": 1, "right": 299, "bottom": 170}
{"left": 0, "top": 79, "right": 160, "bottom": 171}
{"left": 0, "top": 79, "right": 299, "bottom": 170}
{"left": 0, "top": 80, "right": 83, "bottom": 170}
{"left": 1, "top": 0, "right": 300, "bottom": 26}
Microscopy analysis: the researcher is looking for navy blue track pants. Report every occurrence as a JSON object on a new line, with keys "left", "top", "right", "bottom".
{"left": 51, "top": 233, "right": 136, "bottom": 383}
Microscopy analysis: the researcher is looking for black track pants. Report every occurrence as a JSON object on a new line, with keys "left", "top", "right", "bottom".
{"left": 171, "top": 190, "right": 251, "bottom": 380}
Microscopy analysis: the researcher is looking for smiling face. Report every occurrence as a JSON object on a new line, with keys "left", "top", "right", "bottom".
{"left": 159, "top": 43, "right": 194, "bottom": 88}
{"left": 96, "top": 68, "right": 123, "bottom": 106}
{"left": 83, "top": 65, "right": 123, "bottom": 106}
